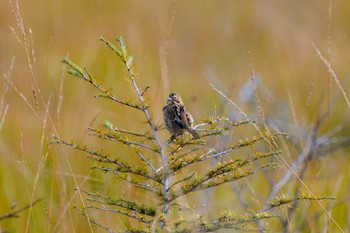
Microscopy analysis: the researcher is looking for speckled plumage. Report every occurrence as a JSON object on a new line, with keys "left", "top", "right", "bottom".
{"left": 163, "top": 93, "right": 200, "bottom": 139}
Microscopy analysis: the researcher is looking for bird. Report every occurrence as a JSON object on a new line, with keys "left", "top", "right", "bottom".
{"left": 163, "top": 92, "right": 200, "bottom": 139}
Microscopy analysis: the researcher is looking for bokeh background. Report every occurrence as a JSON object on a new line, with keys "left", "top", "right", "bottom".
{"left": 0, "top": 0, "right": 350, "bottom": 232}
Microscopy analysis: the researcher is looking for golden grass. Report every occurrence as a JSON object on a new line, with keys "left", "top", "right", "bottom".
{"left": 0, "top": 0, "right": 350, "bottom": 232}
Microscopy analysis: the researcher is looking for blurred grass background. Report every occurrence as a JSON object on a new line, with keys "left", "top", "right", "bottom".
{"left": 1, "top": 0, "right": 350, "bottom": 232}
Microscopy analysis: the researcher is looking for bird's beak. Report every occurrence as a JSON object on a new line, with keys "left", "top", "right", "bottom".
{"left": 167, "top": 97, "right": 172, "bottom": 101}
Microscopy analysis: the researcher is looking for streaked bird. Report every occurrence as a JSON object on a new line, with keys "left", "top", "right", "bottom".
{"left": 163, "top": 92, "right": 200, "bottom": 139}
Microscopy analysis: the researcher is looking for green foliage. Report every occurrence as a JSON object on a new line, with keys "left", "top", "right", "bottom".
{"left": 54, "top": 36, "right": 330, "bottom": 232}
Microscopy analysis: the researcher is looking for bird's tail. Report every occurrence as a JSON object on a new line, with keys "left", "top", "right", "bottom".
{"left": 187, "top": 128, "right": 200, "bottom": 139}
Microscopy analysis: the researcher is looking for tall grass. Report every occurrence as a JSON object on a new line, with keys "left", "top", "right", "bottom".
{"left": 0, "top": 0, "right": 349, "bottom": 232}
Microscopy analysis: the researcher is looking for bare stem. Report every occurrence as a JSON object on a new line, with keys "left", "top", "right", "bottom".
{"left": 159, "top": 138, "right": 172, "bottom": 229}
{"left": 0, "top": 198, "right": 42, "bottom": 221}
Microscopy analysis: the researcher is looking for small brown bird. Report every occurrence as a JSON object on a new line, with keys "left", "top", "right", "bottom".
{"left": 163, "top": 92, "right": 200, "bottom": 139}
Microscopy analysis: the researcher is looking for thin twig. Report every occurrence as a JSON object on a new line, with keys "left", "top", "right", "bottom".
{"left": 109, "top": 127, "right": 155, "bottom": 140}
{"left": 90, "top": 129, "right": 157, "bottom": 152}
{"left": 313, "top": 43, "right": 350, "bottom": 112}
{"left": 0, "top": 199, "right": 42, "bottom": 221}
{"left": 86, "top": 205, "right": 152, "bottom": 224}
{"left": 125, "top": 144, "right": 158, "bottom": 174}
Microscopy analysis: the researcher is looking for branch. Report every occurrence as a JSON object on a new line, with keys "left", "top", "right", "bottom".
{"left": 0, "top": 198, "right": 42, "bottom": 221}
{"left": 89, "top": 126, "right": 157, "bottom": 174}
{"left": 75, "top": 207, "right": 115, "bottom": 233}
{"left": 80, "top": 189, "right": 156, "bottom": 218}
{"left": 169, "top": 162, "right": 275, "bottom": 202}
{"left": 125, "top": 146, "right": 158, "bottom": 174}
{"left": 173, "top": 211, "right": 275, "bottom": 232}
{"left": 102, "top": 123, "right": 155, "bottom": 140}
{"left": 262, "top": 195, "right": 335, "bottom": 212}
{"left": 101, "top": 37, "right": 173, "bottom": 229}
{"left": 51, "top": 138, "right": 161, "bottom": 184}
{"left": 100, "top": 36, "right": 163, "bottom": 150}
{"left": 170, "top": 134, "right": 284, "bottom": 173}
{"left": 201, "top": 211, "right": 275, "bottom": 232}
{"left": 168, "top": 138, "right": 206, "bottom": 156}
{"left": 51, "top": 137, "right": 124, "bottom": 166}
{"left": 167, "top": 172, "right": 195, "bottom": 191}
{"left": 86, "top": 205, "right": 153, "bottom": 224}
{"left": 88, "top": 128, "right": 158, "bottom": 153}
{"left": 61, "top": 57, "right": 143, "bottom": 110}
{"left": 168, "top": 147, "right": 201, "bottom": 169}
{"left": 95, "top": 166, "right": 161, "bottom": 185}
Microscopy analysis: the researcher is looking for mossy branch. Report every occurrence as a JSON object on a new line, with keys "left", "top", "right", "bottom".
{"left": 80, "top": 189, "right": 156, "bottom": 217}
{"left": 88, "top": 127, "right": 158, "bottom": 153}
{"left": 167, "top": 172, "right": 196, "bottom": 192}
{"left": 61, "top": 57, "right": 143, "bottom": 110}
{"left": 87, "top": 205, "right": 153, "bottom": 224}
{"left": 169, "top": 135, "right": 284, "bottom": 174}
{"left": 170, "top": 211, "right": 275, "bottom": 232}
{"left": 102, "top": 122, "right": 155, "bottom": 140}
{"left": 97, "top": 163, "right": 161, "bottom": 184}
{"left": 169, "top": 163, "right": 275, "bottom": 202}
{"left": 264, "top": 195, "right": 335, "bottom": 212}
{"left": 51, "top": 137, "right": 161, "bottom": 184}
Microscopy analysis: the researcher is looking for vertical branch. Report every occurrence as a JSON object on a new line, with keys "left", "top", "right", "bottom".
{"left": 103, "top": 36, "right": 162, "bottom": 150}
{"left": 159, "top": 139, "right": 172, "bottom": 229}
{"left": 118, "top": 37, "right": 162, "bottom": 149}
{"left": 111, "top": 37, "right": 171, "bottom": 229}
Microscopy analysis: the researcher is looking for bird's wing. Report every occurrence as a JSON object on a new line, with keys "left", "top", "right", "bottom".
{"left": 173, "top": 104, "right": 187, "bottom": 129}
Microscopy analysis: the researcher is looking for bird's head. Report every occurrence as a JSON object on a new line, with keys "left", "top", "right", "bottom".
{"left": 167, "top": 92, "right": 183, "bottom": 105}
